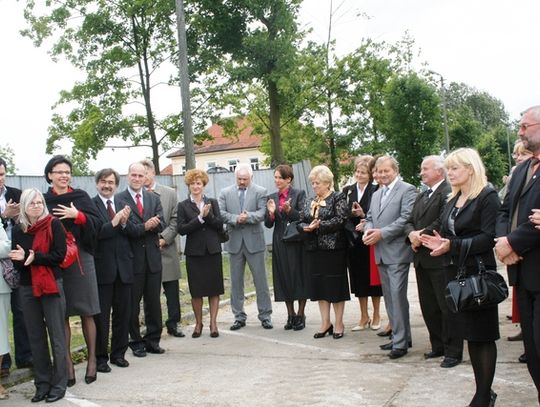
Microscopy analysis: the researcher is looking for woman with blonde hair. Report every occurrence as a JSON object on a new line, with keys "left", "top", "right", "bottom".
{"left": 177, "top": 169, "right": 225, "bottom": 338}
{"left": 301, "top": 165, "right": 349, "bottom": 339}
{"left": 9, "top": 188, "right": 68, "bottom": 403}
{"left": 420, "top": 148, "right": 500, "bottom": 407}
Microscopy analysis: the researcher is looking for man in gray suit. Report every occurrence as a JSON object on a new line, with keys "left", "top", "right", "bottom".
{"left": 364, "top": 156, "right": 417, "bottom": 359}
{"left": 141, "top": 159, "right": 185, "bottom": 338}
{"left": 219, "top": 163, "right": 273, "bottom": 330}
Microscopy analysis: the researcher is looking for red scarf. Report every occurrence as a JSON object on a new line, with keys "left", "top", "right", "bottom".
{"left": 27, "top": 214, "right": 59, "bottom": 297}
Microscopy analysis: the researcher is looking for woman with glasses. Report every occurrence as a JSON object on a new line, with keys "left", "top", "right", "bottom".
{"left": 43, "top": 155, "right": 102, "bottom": 386}
{"left": 420, "top": 148, "right": 500, "bottom": 407}
{"left": 9, "top": 188, "right": 67, "bottom": 403}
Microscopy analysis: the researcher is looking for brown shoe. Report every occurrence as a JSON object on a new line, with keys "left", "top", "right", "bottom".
{"left": 0, "top": 368, "right": 9, "bottom": 378}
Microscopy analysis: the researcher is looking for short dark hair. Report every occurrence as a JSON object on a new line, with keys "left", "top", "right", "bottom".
{"left": 274, "top": 164, "right": 294, "bottom": 181}
{"left": 95, "top": 168, "right": 120, "bottom": 186}
{"left": 44, "top": 155, "right": 73, "bottom": 184}
{"left": 0, "top": 158, "right": 6, "bottom": 170}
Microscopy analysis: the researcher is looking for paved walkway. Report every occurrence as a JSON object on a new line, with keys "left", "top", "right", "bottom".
{"left": 2, "top": 265, "right": 537, "bottom": 406}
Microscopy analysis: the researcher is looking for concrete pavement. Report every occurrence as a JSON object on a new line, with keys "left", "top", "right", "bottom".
{"left": 2, "top": 265, "right": 536, "bottom": 406}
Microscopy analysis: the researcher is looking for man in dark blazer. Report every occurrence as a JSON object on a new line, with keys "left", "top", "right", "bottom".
{"left": 93, "top": 168, "right": 137, "bottom": 372}
{"left": 364, "top": 155, "right": 417, "bottom": 359}
{"left": 495, "top": 105, "right": 540, "bottom": 403}
{"left": 404, "top": 156, "right": 463, "bottom": 368}
{"left": 0, "top": 158, "right": 32, "bottom": 375}
{"left": 117, "top": 162, "right": 165, "bottom": 357}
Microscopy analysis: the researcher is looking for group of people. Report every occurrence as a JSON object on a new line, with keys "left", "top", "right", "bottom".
{"left": 1, "top": 105, "right": 540, "bottom": 407}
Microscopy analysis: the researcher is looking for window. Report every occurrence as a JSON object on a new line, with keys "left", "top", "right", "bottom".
{"left": 206, "top": 161, "right": 217, "bottom": 170}
{"left": 228, "top": 159, "right": 239, "bottom": 172}
{"left": 250, "top": 157, "right": 259, "bottom": 171}
{"left": 180, "top": 165, "right": 186, "bottom": 175}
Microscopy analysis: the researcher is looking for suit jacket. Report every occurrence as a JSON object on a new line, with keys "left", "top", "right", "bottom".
{"left": 496, "top": 159, "right": 540, "bottom": 290}
{"left": 218, "top": 182, "right": 267, "bottom": 254}
{"left": 441, "top": 187, "right": 499, "bottom": 272}
{"left": 177, "top": 197, "right": 223, "bottom": 256}
{"left": 151, "top": 184, "right": 181, "bottom": 282}
{"left": 342, "top": 182, "right": 377, "bottom": 244}
{"left": 1, "top": 185, "right": 21, "bottom": 231}
{"left": 364, "top": 179, "right": 417, "bottom": 265}
{"left": 264, "top": 187, "right": 305, "bottom": 228}
{"left": 92, "top": 195, "right": 137, "bottom": 285}
{"left": 403, "top": 180, "right": 451, "bottom": 269}
{"left": 116, "top": 189, "right": 165, "bottom": 275}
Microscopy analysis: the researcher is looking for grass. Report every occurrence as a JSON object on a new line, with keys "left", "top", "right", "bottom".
{"left": 6, "top": 252, "right": 274, "bottom": 370}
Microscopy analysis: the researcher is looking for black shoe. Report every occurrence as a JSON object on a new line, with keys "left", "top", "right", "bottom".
{"left": 489, "top": 390, "right": 497, "bottom": 407}
{"left": 145, "top": 344, "right": 165, "bottom": 354}
{"left": 333, "top": 332, "right": 344, "bottom": 339}
{"left": 380, "top": 341, "right": 393, "bottom": 350}
{"left": 388, "top": 348, "right": 408, "bottom": 359}
{"left": 45, "top": 393, "right": 65, "bottom": 403}
{"left": 110, "top": 358, "right": 130, "bottom": 368}
{"left": 508, "top": 331, "right": 523, "bottom": 341}
{"left": 167, "top": 326, "right": 186, "bottom": 338}
{"left": 96, "top": 363, "right": 111, "bottom": 373}
{"left": 284, "top": 315, "right": 295, "bottom": 330}
{"left": 192, "top": 324, "right": 203, "bottom": 338}
{"left": 377, "top": 329, "right": 392, "bottom": 337}
{"left": 293, "top": 315, "right": 306, "bottom": 331}
{"left": 132, "top": 348, "right": 147, "bottom": 358}
{"left": 230, "top": 320, "right": 246, "bottom": 331}
{"left": 31, "top": 391, "right": 48, "bottom": 403}
{"left": 262, "top": 320, "right": 273, "bottom": 329}
{"left": 424, "top": 350, "right": 444, "bottom": 359}
{"left": 519, "top": 353, "right": 527, "bottom": 363}
{"left": 440, "top": 356, "right": 462, "bottom": 368}
{"left": 0, "top": 368, "right": 9, "bottom": 378}
{"left": 314, "top": 324, "right": 333, "bottom": 339}
{"left": 210, "top": 330, "right": 220, "bottom": 338}
{"left": 84, "top": 374, "right": 96, "bottom": 384}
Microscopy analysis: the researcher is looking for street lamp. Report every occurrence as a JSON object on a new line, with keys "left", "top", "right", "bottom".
{"left": 429, "top": 70, "right": 450, "bottom": 154}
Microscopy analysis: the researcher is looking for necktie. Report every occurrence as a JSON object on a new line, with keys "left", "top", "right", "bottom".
{"left": 424, "top": 188, "right": 433, "bottom": 203}
{"left": 135, "top": 193, "right": 144, "bottom": 216}
{"left": 106, "top": 200, "right": 115, "bottom": 220}
{"left": 380, "top": 186, "right": 389, "bottom": 209}
{"left": 239, "top": 188, "right": 246, "bottom": 211}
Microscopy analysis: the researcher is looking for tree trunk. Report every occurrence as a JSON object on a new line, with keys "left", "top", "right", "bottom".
{"left": 268, "top": 79, "right": 284, "bottom": 166}
{"left": 326, "top": 91, "right": 338, "bottom": 189}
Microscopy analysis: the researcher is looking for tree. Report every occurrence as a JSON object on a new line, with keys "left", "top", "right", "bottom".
{"left": 187, "top": 0, "right": 304, "bottom": 166}
{"left": 22, "top": 0, "right": 180, "bottom": 173}
{"left": 0, "top": 146, "right": 17, "bottom": 174}
{"left": 383, "top": 73, "right": 442, "bottom": 185}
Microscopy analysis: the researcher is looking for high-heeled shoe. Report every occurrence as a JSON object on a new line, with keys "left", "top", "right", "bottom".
{"left": 314, "top": 324, "right": 333, "bottom": 338}
{"left": 210, "top": 324, "right": 219, "bottom": 338}
{"left": 293, "top": 315, "right": 305, "bottom": 331}
{"left": 489, "top": 390, "right": 497, "bottom": 407}
{"left": 84, "top": 374, "right": 96, "bottom": 384}
{"left": 351, "top": 318, "right": 371, "bottom": 331}
{"left": 192, "top": 324, "right": 203, "bottom": 338}
{"left": 284, "top": 315, "right": 295, "bottom": 330}
{"left": 370, "top": 318, "right": 381, "bottom": 331}
{"left": 67, "top": 366, "right": 76, "bottom": 387}
{"left": 0, "top": 385, "right": 8, "bottom": 400}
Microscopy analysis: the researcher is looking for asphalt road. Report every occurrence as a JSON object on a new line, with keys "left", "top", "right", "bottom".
{"left": 2, "top": 265, "right": 536, "bottom": 406}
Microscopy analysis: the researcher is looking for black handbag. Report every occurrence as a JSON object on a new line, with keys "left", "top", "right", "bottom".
{"left": 445, "top": 239, "right": 508, "bottom": 313}
{"left": 282, "top": 220, "right": 303, "bottom": 242}
{"left": 217, "top": 226, "right": 229, "bottom": 243}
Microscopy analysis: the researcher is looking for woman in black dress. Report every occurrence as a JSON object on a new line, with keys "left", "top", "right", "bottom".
{"left": 343, "top": 155, "right": 382, "bottom": 331}
{"left": 43, "top": 156, "right": 102, "bottom": 385}
{"left": 9, "top": 188, "right": 68, "bottom": 403}
{"left": 177, "top": 169, "right": 224, "bottom": 338}
{"left": 301, "top": 165, "right": 350, "bottom": 339}
{"left": 265, "top": 165, "right": 308, "bottom": 330}
{"left": 420, "top": 148, "right": 500, "bottom": 407}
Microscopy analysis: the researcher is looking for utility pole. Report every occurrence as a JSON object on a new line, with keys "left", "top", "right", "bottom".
{"left": 175, "top": 0, "right": 195, "bottom": 170}
{"left": 429, "top": 70, "right": 450, "bottom": 154}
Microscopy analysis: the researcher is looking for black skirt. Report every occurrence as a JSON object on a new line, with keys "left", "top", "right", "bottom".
{"left": 306, "top": 249, "right": 350, "bottom": 303}
{"left": 186, "top": 252, "right": 224, "bottom": 298}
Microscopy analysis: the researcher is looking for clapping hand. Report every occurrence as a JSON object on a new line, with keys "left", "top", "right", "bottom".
{"left": 419, "top": 230, "right": 450, "bottom": 257}
{"left": 351, "top": 201, "right": 364, "bottom": 218}
{"left": 52, "top": 202, "right": 79, "bottom": 220}
{"left": 303, "top": 219, "right": 320, "bottom": 232}
{"left": 266, "top": 198, "right": 276, "bottom": 214}
{"left": 200, "top": 203, "right": 211, "bottom": 218}
{"left": 9, "top": 244, "right": 26, "bottom": 262}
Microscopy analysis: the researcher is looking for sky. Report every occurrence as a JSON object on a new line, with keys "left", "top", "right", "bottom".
{"left": 1, "top": 0, "right": 539, "bottom": 175}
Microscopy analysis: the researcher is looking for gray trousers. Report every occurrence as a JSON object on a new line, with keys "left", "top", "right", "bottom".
{"left": 229, "top": 243, "right": 272, "bottom": 322}
{"left": 378, "top": 263, "right": 411, "bottom": 350}
{"left": 19, "top": 280, "right": 67, "bottom": 397}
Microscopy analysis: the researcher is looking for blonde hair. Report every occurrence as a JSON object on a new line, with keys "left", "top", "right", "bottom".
{"left": 184, "top": 169, "right": 209, "bottom": 186}
{"left": 445, "top": 148, "right": 487, "bottom": 200}
{"left": 309, "top": 165, "right": 334, "bottom": 189}
{"left": 19, "top": 188, "right": 49, "bottom": 232}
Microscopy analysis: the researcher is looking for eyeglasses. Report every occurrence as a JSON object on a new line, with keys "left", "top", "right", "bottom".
{"left": 519, "top": 123, "right": 540, "bottom": 131}
{"left": 50, "top": 170, "right": 71, "bottom": 176}
{"left": 28, "top": 201, "right": 44, "bottom": 207}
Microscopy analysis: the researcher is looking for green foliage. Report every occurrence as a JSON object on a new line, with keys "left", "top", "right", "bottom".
{"left": 0, "top": 146, "right": 17, "bottom": 174}
{"left": 382, "top": 73, "right": 442, "bottom": 185}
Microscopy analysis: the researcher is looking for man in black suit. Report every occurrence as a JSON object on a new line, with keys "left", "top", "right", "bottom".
{"left": 93, "top": 168, "right": 137, "bottom": 372}
{"left": 404, "top": 155, "right": 463, "bottom": 368}
{"left": 117, "top": 162, "right": 165, "bottom": 357}
{"left": 495, "top": 105, "right": 540, "bottom": 403}
{"left": 0, "top": 157, "right": 32, "bottom": 375}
